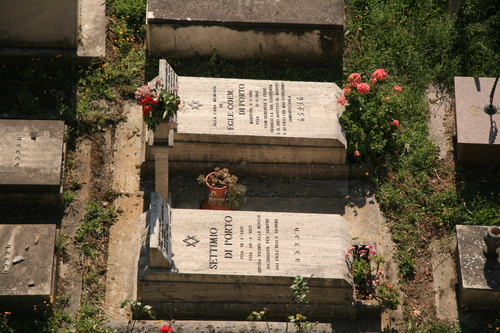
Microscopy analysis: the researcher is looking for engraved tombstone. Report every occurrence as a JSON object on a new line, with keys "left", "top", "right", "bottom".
{"left": 0, "top": 224, "right": 57, "bottom": 313}
{"left": 0, "top": 119, "right": 66, "bottom": 206}
{"left": 139, "top": 192, "right": 355, "bottom": 320}
{"left": 147, "top": 60, "right": 348, "bottom": 179}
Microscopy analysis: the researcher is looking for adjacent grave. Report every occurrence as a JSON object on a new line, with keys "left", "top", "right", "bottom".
{"left": 454, "top": 77, "right": 500, "bottom": 166}
{"left": 0, "top": 119, "right": 66, "bottom": 206}
{"left": 0, "top": 0, "right": 77, "bottom": 49}
{"left": 147, "top": 60, "right": 348, "bottom": 179}
{"left": 138, "top": 192, "right": 355, "bottom": 320}
{"left": 0, "top": 224, "right": 57, "bottom": 313}
{"left": 456, "top": 225, "right": 500, "bottom": 309}
{"left": 146, "top": 0, "right": 345, "bottom": 65}
{"left": 0, "top": 0, "right": 105, "bottom": 59}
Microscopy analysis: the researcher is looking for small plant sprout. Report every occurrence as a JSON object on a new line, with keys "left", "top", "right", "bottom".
{"left": 121, "top": 300, "right": 156, "bottom": 332}
{"left": 247, "top": 275, "right": 317, "bottom": 333}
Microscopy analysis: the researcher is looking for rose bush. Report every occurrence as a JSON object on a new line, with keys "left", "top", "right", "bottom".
{"left": 345, "top": 244, "right": 400, "bottom": 310}
{"left": 338, "top": 69, "right": 404, "bottom": 162}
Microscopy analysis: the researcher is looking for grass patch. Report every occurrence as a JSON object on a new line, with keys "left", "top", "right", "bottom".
{"left": 345, "top": 0, "right": 500, "bottom": 331}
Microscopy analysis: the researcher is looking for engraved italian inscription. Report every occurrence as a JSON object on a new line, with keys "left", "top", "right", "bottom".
{"left": 209, "top": 214, "right": 281, "bottom": 274}
{"left": 207, "top": 80, "right": 308, "bottom": 136}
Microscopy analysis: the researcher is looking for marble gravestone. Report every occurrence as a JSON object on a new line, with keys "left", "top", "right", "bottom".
{"left": 0, "top": 119, "right": 66, "bottom": 206}
{"left": 139, "top": 192, "right": 355, "bottom": 320}
{"left": 147, "top": 60, "right": 348, "bottom": 179}
{"left": 456, "top": 225, "right": 500, "bottom": 309}
{"left": 146, "top": 0, "right": 345, "bottom": 65}
{"left": 0, "top": 224, "right": 57, "bottom": 313}
{"left": 454, "top": 77, "right": 500, "bottom": 166}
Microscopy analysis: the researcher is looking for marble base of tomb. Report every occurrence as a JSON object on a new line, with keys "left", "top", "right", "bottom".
{"left": 138, "top": 192, "right": 355, "bottom": 320}
{"left": 145, "top": 60, "right": 348, "bottom": 179}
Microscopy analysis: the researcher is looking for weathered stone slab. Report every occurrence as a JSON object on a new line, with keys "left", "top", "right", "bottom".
{"left": 139, "top": 193, "right": 354, "bottom": 319}
{"left": 147, "top": 60, "right": 347, "bottom": 179}
{"left": 454, "top": 77, "right": 500, "bottom": 166}
{"left": 0, "top": 224, "right": 57, "bottom": 313}
{"left": 0, "top": 119, "right": 65, "bottom": 205}
{"left": 146, "top": 0, "right": 344, "bottom": 65}
{"left": 0, "top": 0, "right": 105, "bottom": 60}
{"left": 0, "top": 0, "right": 77, "bottom": 49}
{"left": 456, "top": 225, "right": 500, "bottom": 309}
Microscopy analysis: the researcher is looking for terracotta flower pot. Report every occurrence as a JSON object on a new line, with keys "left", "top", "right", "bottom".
{"left": 205, "top": 172, "right": 228, "bottom": 198}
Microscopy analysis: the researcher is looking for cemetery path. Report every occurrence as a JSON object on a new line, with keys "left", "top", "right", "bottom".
{"left": 103, "top": 101, "right": 146, "bottom": 321}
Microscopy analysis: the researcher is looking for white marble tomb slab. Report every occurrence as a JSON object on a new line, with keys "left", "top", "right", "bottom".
{"left": 172, "top": 75, "right": 347, "bottom": 164}
{"left": 140, "top": 203, "right": 353, "bottom": 305}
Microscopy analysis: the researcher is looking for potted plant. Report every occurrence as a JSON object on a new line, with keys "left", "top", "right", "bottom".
{"left": 197, "top": 167, "right": 247, "bottom": 209}
{"left": 134, "top": 82, "right": 181, "bottom": 132}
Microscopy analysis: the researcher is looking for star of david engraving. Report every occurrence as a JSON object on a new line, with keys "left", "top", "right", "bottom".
{"left": 183, "top": 235, "right": 200, "bottom": 247}
{"left": 187, "top": 100, "right": 203, "bottom": 110}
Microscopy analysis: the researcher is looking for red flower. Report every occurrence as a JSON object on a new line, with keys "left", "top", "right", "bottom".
{"left": 393, "top": 86, "right": 402, "bottom": 94}
{"left": 177, "top": 100, "right": 181, "bottom": 105}
{"left": 142, "top": 105, "right": 153, "bottom": 116}
{"left": 371, "top": 69, "right": 388, "bottom": 81}
{"left": 160, "top": 325, "right": 172, "bottom": 333}
{"left": 348, "top": 73, "right": 362, "bottom": 88}
{"left": 391, "top": 119, "right": 400, "bottom": 127}
{"left": 337, "top": 96, "right": 349, "bottom": 106}
{"left": 141, "top": 96, "right": 154, "bottom": 105}
{"left": 342, "top": 87, "right": 352, "bottom": 95}
{"left": 354, "top": 150, "right": 361, "bottom": 157}
{"left": 357, "top": 83, "right": 370, "bottom": 95}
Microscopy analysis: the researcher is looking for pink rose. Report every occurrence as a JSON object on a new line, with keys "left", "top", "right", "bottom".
{"left": 342, "top": 87, "right": 352, "bottom": 95}
{"left": 354, "top": 150, "right": 361, "bottom": 157}
{"left": 348, "top": 73, "right": 362, "bottom": 88}
{"left": 134, "top": 84, "right": 151, "bottom": 102}
{"left": 370, "top": 78, "right": 378, "bottom": 86}
{"left": 391, "top": 119, "right": 400, "bottom": 127}
{"left": 394, "top": 86, "right": 402, "bottom": 94}
{"left": 337, "top": 96, "right": 349, "bottom": 106}
{"left": 357, "top": 83, "right": 370, "bottom": 94}
{"left": 371, "top": 69, "right": 388, "bottom": 81}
